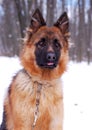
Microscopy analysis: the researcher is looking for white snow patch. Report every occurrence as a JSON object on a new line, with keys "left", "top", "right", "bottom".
{"left": 63, "top": 62, "right": 92, "bottom": 130}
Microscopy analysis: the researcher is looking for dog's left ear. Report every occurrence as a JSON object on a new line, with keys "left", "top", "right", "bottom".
{"left": 54, "top": 12, "right": 69, "bottom": 38}
{"left": 29, "top": 9, "right": 46, "bottom": 33}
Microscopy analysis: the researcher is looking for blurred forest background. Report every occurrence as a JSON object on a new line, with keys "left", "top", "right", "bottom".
{"left": 0, "top": 0, "right": 92, "bottom": 63}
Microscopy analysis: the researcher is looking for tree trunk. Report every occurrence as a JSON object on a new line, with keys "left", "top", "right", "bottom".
{"left": 1, "top": 0, "right": 21, "bottom": 56}
{"left": 46, "top": 0, "right": 57, "bottom": 26}
{"left": 77, "top": 0, "right": 85, "bottom": 62}
{"left": 61, "top": 0, "right": 65, "bottom": 12}
{"left": 14, "top": 0, "right": 27, "bottom": 37}
{"left": 86, "top": 0, "right": 92, "bottom": 64}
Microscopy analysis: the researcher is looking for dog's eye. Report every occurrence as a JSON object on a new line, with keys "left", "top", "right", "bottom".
{"left": 37, "top": 38, "right": 46, "bottom": 48}
{"left": 53, "top": 39, "right": 61, "bottom": 49}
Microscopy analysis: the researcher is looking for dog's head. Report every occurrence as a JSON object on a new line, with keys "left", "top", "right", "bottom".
{"left": 21, "top": 9, "right": 69, "bottom": 81}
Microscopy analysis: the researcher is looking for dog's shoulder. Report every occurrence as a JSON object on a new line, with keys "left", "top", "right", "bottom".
{"left": 8, "top": 69, "right": 33, "bottom": 95}
{"left": 13, "top": 69, "right": 31, "bottom": 83}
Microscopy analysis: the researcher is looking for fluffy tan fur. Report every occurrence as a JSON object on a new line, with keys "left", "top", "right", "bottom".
{"left": 3, "top": 10, "right": 69, "bottom": 130}
{"left": 4, "top": 70, "right": 63, "bottom": 130}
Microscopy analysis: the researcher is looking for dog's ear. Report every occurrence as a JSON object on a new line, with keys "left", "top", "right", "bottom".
{"left": 29, "top": 9, "right": 46, "bottom": 33}
{"left": 25, "top": 9, "right": 46, "bottom": 42}
{"left": 54, "top": 12, "right": 69, "bottom": 38}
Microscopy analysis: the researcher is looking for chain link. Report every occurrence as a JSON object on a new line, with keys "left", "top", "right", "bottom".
{"left": 32, "top": 83, "right": 42, "bottom": 130}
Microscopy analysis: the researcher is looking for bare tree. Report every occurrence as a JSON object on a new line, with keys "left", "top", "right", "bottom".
{"left": 61, "top": 0, "right": 65, "bottom": 12}
{"left": 14, "top": 0, "right": 28, "bottom": 37}
{"left": 46, "top": 0, "right": 57, "bottom": 26}
{"left": 0, "top": 0, "right": 21, "bottom": 56}
{"left": 86, "top": 0, "right": 92, "bottom": 64}
{"left": 77, "top": 0, "right": 85, "bottom": 62}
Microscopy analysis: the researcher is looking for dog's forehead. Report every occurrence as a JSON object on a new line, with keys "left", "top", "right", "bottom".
{"left": 37, "top": 26, "right": 62, "bottom": 39}
{"left": 30, "top": 26, "right": 64, "bottom": 45}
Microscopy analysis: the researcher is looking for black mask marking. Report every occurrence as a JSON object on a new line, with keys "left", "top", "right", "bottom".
{"left": 35, "top": 37, "right": 61, "bottom": 69}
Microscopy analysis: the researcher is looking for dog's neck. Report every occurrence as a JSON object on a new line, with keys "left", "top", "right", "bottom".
{"left": 23, "top": 68, "right": 60, "bottom": 87}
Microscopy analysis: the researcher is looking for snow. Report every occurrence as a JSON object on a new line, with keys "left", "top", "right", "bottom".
{"left": 63, "top": 62, "right": 92, "bottom": 130}
{"left": 0, "top": 57, "right": 22, "bottom": 124}
{"left": 0, "top": 56, "right": 92, "bottom": 130}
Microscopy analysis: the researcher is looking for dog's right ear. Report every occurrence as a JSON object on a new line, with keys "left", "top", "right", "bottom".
{"left": 28, "top": 9, "right": 46, "bottom": 34}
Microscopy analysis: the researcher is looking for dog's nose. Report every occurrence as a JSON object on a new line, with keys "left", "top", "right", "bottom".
{"left": 46, "top": 52, "right": 56, "bottom": 62}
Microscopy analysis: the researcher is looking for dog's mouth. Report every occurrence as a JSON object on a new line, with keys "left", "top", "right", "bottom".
{"left": 39, "top": 62, "right": 57, "bottom": 69}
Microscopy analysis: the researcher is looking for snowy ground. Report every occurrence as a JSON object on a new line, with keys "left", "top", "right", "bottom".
{"left": 0, "top": 56, "right": 92, "bottom": 130}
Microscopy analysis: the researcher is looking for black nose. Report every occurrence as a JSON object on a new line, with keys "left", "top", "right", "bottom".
{"left": 46, "top": 52, "right": 56, "bottom": 62}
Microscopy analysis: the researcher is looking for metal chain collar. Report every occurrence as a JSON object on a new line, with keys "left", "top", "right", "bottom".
{"left": 32, "top": 83, "right": 42, "bottom": 130}
{"left": 23, "top": 69, "right": 42, "bottom": 130}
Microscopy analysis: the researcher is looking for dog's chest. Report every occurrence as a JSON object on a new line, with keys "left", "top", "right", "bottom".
{"left": 5, "top": 71, "right": 63, "bottom": 130}
{"left": 16, "top": 79, "right": 61, "bottom": 114}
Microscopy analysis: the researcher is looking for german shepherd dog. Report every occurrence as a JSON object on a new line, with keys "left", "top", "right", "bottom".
{"left": 0, "top": 9, "right": 69, "bottom": 130}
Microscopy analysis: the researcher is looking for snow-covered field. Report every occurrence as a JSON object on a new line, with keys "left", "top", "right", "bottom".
{"left": 0, "top": 56, "right": 92, "bottom": 130}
